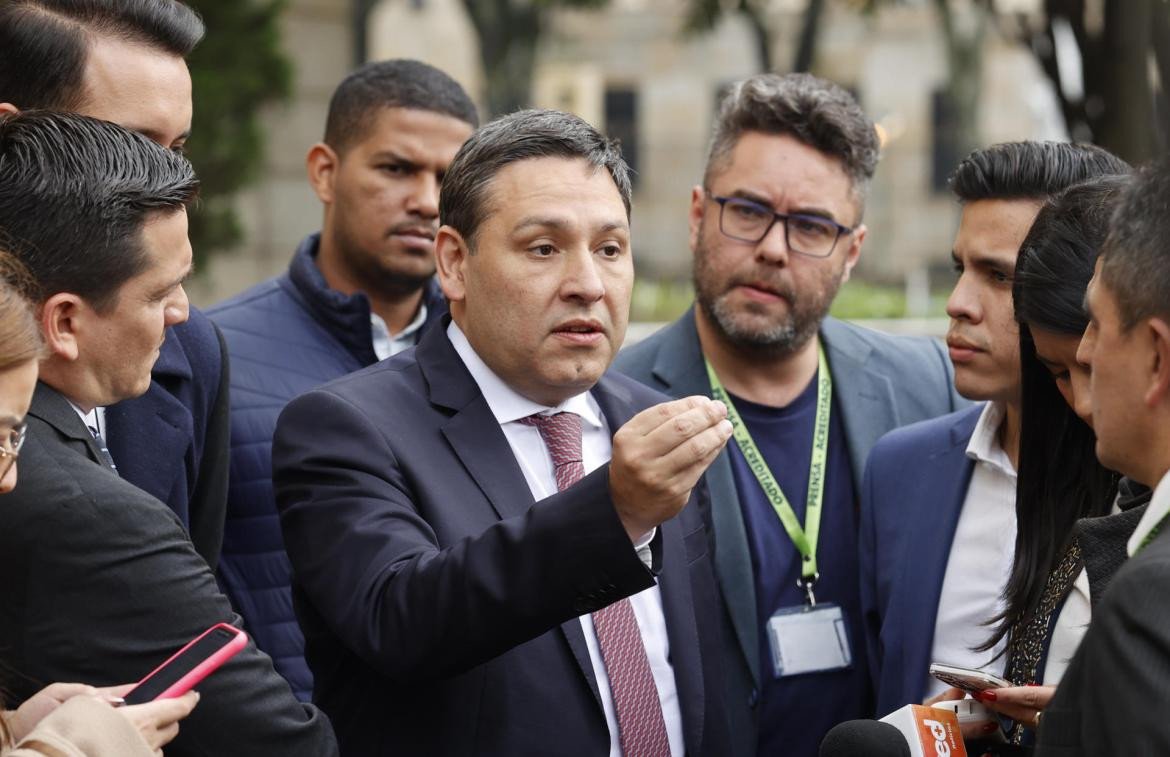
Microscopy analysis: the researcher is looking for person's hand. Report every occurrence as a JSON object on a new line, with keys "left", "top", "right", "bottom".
{"left": 117, "top": 691, "right": 200, "bottom": 756}
{"left": 923, "top": 686, "right": 967, "bottom": 706}
{"left": 609, "top": 396, "right": 732, "bottom": 542}
{"left": 923, "top": 688, "right": 1003, "bottom": 741}
{"left": 6, "top": 682, "right": 98, "bottom": 741}
{"left": 972, "top": 684, "right": 1054, "bottom": 728}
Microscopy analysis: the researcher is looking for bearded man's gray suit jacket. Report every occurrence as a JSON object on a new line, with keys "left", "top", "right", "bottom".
{"left": 614, "top": 308, "right": 965, "bottom": 756}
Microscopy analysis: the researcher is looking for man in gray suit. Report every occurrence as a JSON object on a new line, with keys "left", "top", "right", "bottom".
{"left": 1034, "top": 156, "right": 1170, "bottom": 755}
{"left": 614, "top": 72, "right": 964, "bottom": 757}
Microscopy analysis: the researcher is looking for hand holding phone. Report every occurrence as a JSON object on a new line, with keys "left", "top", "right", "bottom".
{"left": 929, "top": 662, "right": 1011, "bottom": 694}
{"left": 124, "top": 623, "right": 247, "bottom": 705}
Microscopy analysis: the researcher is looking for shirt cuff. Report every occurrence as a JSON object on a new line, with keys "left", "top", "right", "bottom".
{"left": 634, "top": 527, "right": 657, "bottom": 570}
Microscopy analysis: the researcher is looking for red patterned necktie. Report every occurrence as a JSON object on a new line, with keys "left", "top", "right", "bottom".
{"left": 520, "top": 412, "right": 671, "bottom": 757}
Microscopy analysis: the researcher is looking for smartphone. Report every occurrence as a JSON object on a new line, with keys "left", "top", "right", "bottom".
{"left": 929, "top": 662, "right": 1011, "bottom": 694}
{"left": 124, "top": 623, "right": 248, "bottom": 705}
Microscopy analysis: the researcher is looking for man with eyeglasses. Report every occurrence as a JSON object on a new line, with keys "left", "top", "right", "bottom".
{"left": 615, "top": 72, "right": 965, "bottom": 757}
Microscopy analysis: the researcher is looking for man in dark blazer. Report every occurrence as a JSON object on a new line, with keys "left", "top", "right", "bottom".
{"left": 859, "top": 142, "right": 1130, "bottom": 717}
{"left": 614, "top": 73, "right": 964, "bottom": 757}
{"left": 0, "top": 0, "right": 229, "bottom": 570}
{"left": 274, "top": 109, "right": 734, "bottom": 756}
{"left": 1034, "top": 156, "right": 1170, "bottom": 755}
{"left": 0, "top": 112, "right": 336, "bottom": 756}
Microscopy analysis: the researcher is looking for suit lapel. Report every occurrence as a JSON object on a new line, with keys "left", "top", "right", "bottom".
{"left": 656, "top": 514, "right": 705, "bottom": 754}
{"left": 821, "top": 318, "right": 898, "bottom": 493}
{"left": 418, "top": 323, "right": 607, "bottom": 709}
{"left": 29, "top": 382, "right": 112, "bottom": 468}
{"left": 418, "top": 323, "right": 537, "bottom": 522}
{"left": 894, "top": 405, "right": 981, "bottom": 702}
{"left": 649, "top": 310, "right": 762, "bottom": 687}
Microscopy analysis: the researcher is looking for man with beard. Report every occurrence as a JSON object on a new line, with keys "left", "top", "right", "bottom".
{"left": 859, "top": 141, "right": 1128, "bottom": 719}
{"left": 208, "top": 59, "right": 477, "bottom": 700}
{"left": 614, "top": 72, "right": 964, "bottom": 757}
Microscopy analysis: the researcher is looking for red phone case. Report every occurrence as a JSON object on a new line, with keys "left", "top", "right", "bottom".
{"left": 126, "top": 623, "right": 248, "bottom": 701}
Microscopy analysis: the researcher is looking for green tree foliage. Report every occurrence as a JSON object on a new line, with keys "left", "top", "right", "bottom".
{"left": 185, "top": 0, "right": 292, "bottom": 267}
{"left": 461, "top": 0, "right": 609, "bottom": 117}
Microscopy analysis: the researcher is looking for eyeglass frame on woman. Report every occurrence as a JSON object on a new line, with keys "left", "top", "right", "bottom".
{"left": 705, "top": 191, "right": 855, "bottom": 258}
{"left": 0, "top": 422, "right": 27, "bottom": 480}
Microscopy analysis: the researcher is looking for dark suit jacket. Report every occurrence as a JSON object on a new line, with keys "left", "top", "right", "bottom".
{"left": 614, "top": 309, "right": 966, "bottom": 755}
{"left": 858, "top": 404, "right": 982, "bottom": 716}
{"left": 1036, "top": 508, "right": 1170, "bottom": 756}
{"left": 0, "top": 382, "right": 337, "bottom": 757}
{"left": 103, "top": 307, "right": 230, "bottom": 571}
{"left": 272, "top": 321, "right": 731, "bottom": 756}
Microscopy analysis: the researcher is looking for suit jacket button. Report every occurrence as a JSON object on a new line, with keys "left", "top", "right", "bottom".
{"left": 748, "top": 688, "right": 759, "bottom": 708}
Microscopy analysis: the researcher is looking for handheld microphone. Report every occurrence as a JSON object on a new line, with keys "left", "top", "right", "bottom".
{"left": 820, "top": 719, "right": 910, "bottom": 757}
{"left": 819, "top": 705, "right": 967, "bottom": 757}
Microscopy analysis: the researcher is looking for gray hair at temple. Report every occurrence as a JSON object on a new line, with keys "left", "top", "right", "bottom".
{"left": 1099, "top": 154, "right": 1170, "bottom": 330}
{"left": 704, "top": 72, "right": 880, "bottom": 210}
{"left": 438, "top": 108, "right": 632, "bottom": 249}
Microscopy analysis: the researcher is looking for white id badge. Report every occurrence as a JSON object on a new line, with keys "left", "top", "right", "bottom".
{"left": 766, "top": 603, "right": 852, "bottom": 678}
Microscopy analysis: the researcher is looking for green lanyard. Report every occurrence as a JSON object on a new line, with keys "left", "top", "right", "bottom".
{"left": 1135, "top": 513, "right": 1169, "bottom": 555}
{"left": 705, "top": 345, "right": 832, "bottom": 587}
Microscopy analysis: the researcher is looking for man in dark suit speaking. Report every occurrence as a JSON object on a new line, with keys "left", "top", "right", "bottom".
{"left": 273, "top": 109, "right": 735, "bottom": 756}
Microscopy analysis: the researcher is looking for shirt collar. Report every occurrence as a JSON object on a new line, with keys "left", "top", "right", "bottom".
{"left": 66, "top": 399, "right": 101, "bottom": 435}
{"left": 1128, "top": 467, "right": 1170, "bottom": 556}
{"left": 370, "top": 302, "right": 429, "bottom": 343}
{"left": 447, "top": 320, "right": 603, "bottom": 429}
{"left": 965, "top": 401, "right": 1017, "bottom": 479}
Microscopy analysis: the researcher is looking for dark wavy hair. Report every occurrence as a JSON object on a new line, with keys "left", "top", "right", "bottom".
{"left": 981, "top": 173, "right": 1131, "bottom": 653}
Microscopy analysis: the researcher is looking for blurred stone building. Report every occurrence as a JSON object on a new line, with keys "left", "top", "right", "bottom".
{"left": 191, "top": 0, "right": 1063, "bottom": 316}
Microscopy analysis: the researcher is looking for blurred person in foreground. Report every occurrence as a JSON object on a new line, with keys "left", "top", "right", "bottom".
{"left": 0, "top": 0, "right": 229, "bottom": 571}
{"left": 1030, "top": 155, "right": 1170, "bottom": 755}
{"left": 0, "top": 254, "right": 199, "bottom": 757}
{"left": 615, "top": 72, "right": 964, "bottom": 757}
{"left": 860, "top": 142, "right": 1129, "bottom": 719}
{"left": 208, "top": 59, "right": 477, "bottom": 699}
{"left": 273, "top": 109, "right": 734, "bottom": 756}
{"left": 0, "top": 111, "right": 336, "bottom": 757}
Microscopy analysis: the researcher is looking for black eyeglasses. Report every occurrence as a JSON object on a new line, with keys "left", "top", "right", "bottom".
{"left": 707, "top": 192, "right": 855, "bottom": 258}
{"left": 0, "top": 422, "right": 26, "bottom": 480}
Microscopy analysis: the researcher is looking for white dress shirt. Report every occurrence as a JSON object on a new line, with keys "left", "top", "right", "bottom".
{"left": 1043, "top": 567, "right": 1090, "bottom": 684}
{"left": 448, "top": 322, "right": 683, "bottom": 757}
{"left": 370, "top": 302, "right": 428, "bottom": 361}
{"left": 925, "top": 401, "right": 1018, "bottom": 698}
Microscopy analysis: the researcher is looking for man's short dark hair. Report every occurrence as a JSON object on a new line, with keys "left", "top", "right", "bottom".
{"left": 705, "top": 72, "right": 879, "bottom": 208}
{"left": 1099, "top": 154, "right": 1170, "bottom": 330}
{"left": 324, "top": 59, "right": 479, "bottom": 155}
{"left": 0, "top": 0, "right": 204, "bottom": 111}
{"left": 0, "top": 110, "right": 199, "bottom": 311}
{"left": 949, "top": 141, "right": 1129, "bottom": 203}
{"left": 439, "top": 109, "right": 631, "bottom": 248}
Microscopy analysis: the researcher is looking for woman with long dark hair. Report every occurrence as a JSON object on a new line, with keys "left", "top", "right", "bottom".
{"left": 967, "top": 175, "right": 1147, "bottom": 742}
{"left": 0, "top": 252, "right": 198, "bottom": 756}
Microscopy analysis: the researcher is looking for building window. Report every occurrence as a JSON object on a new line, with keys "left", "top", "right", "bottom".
{"left": 605, "top": 87, "right": 639, "bottom": 188}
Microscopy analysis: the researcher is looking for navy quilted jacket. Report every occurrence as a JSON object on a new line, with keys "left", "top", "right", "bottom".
{"left": 208, "top": 234, "right": 448, "bottom": 700}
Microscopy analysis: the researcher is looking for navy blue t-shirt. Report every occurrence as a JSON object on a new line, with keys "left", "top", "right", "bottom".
{"left": 725, "top": 371, "right": 870, "bottom": 757}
